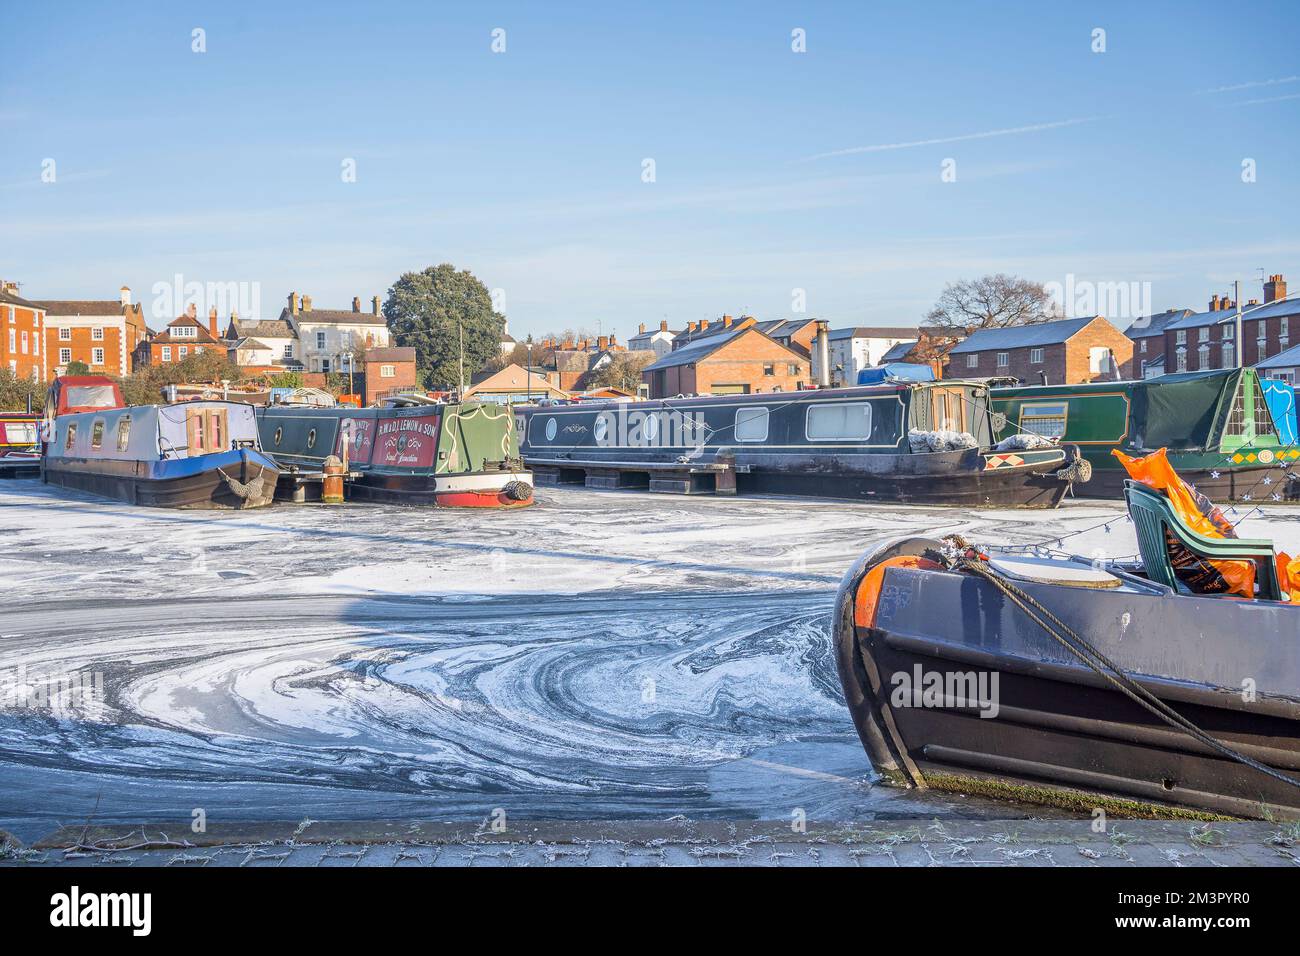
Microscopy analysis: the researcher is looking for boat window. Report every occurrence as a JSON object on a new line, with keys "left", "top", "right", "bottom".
{"left": 64, "top": 422, "right": 77, "bottom": 450}
{"left": 1019, "top": 402, "right": 1069, "bottom": 439}
{"left": 806, "top": 402, "right": 872, "bottom": 441}
{"left": 734, "top": 407, "right": 769, "bottom": 442}
{"left": 90, "top": 420, "right": 105, "bottom": 449}
{"left": 185, "top": 407, "right": 230, "bottom": 455}
{"left": 274, "top": 427, "right": 283, "bottom": 446}
{"left": 642, "top": 414, "right": 659, "bottom": 443}
{"left": 116, "top": 416, "right": 131, "bottom": 452}
{"left": 545, "top": 418, "right": 557, "bottom": 441}
{"left": 593, "top": 415, "right": 609, "bottom": 444}
{"left": 307, "top": 428, "right": 317, "bottom": 450}
{"left": 63, "top": 385, "right": 118, "bottom": 409}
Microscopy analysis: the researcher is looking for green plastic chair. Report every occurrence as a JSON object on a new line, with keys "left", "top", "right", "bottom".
{"left": 1124, "top": 479, "right": 1282, "bottom": 601}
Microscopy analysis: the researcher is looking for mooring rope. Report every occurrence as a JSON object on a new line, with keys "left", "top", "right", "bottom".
{"left": 955, "top": 552, "right": 1300, "bottom": 793}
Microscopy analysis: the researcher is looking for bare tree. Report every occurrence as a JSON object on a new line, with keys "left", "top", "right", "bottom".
{"left": 587, "top": 352, "right": 655, "bottom": 392}
{"left": 924, "top": 274, "right": 1060, "bottom": 336}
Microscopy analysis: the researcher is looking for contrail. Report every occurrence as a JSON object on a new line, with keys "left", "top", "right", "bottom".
{"left": 801, "top": 117, "right": 1098, "bottom": 161}
{"left": 1201, "top": 75, "right": 1298, "bottom": 94}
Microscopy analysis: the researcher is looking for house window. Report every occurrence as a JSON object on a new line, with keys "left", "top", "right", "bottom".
{"left": 1176, "top": 330, "right": 1187, "bottom": 345}
{"left": 173, "top": 325, "right": 196, "bottom": 338}
{"left": 92, "top": 348, "right": 105, "bottom": 365}
{"left": 1197, "top": 343, "right": 1210, "bottom": 370}
{"left": 806, "top": 402, "right": 873, "bottom": 441}
{"left": 59, "top": 327, "right": 71, "bottom": 341}
{"left": 178, "top": 346, "right": 188, "bottom": 358}
{"left": 965, "top": 353, "right": 978, "bottom": 368}
{"left": 322, "top": 359, "right": 331, "bottom": 374}
{"left": 788, "top": 364, "right": 799, "bottom": 376}
{"left": 161, "top": 347, "right": 172, "bottom": 362}
{"left": 92, "top": 327, "right": 104, "bottom": 341}
{"left": 1029, "top": 347, "right": 1044, "bottom": 364}
{"left": 116, "top": 416, "right": 131, "bottom": 452}
{"left": 64, "top": 423, "right": 77, "bottom": 450}
{"left": 1282, "top": 317, "right": 1290, "bottom": 337}
{"left": 32, "top": 335, "right": 37, "bottom": 356}
{"left": 316, "top": 331, "right": 327, "bottom": 349}
{"left": 1222, "top": 343, "right": 1235, "bottom": 367}
{"left": 996, "top": 352, "right": 1009, "bottom": 367}
{"left": 380, "top": 364, "right": 395, "bottom": 378}
{"left": 1176, "top": 349, "right": 1187, "bottom": 371}
{"left": 59, "top": 348, "right": 72, "bottom": 364}
{"left": 763, "top": 363, "right": 775, "bottom": 376}
{"left": 1199, "top": 327, "right": 1209, "bottom": 342}
{"left": 283, "top": 344, "right": 294, "bottom": 358}
{"left": 1019, "top": 402, "right": 1069, "bottom": 439}
{"left": 1258, "top": 337, "right": 1268, "bottom": 359}
{"left": 20, "top": 331, "right": 28, "bottom": 353}
{"left": 1222, "top": 323, "right": 1234, "bottom": 340}
{"left": 1088, "top": 347, "right": 1111, "bottom": 374}
{"left": 90, "top": 420, "right": 105, "bottom": 449}
{"left": 1138, "top": 339, "right": 1147, "bottom": 354}
{"left": 6, "top": 329, "right": 13, "bottom": 351}
{"left": 734, "top": 407, "right": 770, "bottom": 442}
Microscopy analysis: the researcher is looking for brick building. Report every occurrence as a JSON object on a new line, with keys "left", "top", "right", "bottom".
{"left": 0, "top": 282, "right": 47, "bottom": 381}
{"left": 362, "top": 347, "right": 418, "bottom": 404}
{"left": 134, "top": 305, "right": 226, "bottom": 366}
{"left": 642, "top": 325, "right": 811, "bottom": 398}
{"left": 35, "top": 286, "right": 148, "bottom": 377}
{"left": 1131, "top": 275, "right": 1297, "bottom": 376}
{"left": 947, "top": 316, "right": 1134, "bottom": 384}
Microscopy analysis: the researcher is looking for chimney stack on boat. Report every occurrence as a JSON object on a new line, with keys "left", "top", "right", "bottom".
{"left": 815, "top": 319, "right": 831, "bottom": 388}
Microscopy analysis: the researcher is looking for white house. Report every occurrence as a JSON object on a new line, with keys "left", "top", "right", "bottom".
{"left": 224, "top": 314, "right": 302, "bottom": 371}
{"left": 279, "top": 292, "right": 390, "bottom": 374}
{"left": 627, "top": 320, "right": 679, "bottom": 358}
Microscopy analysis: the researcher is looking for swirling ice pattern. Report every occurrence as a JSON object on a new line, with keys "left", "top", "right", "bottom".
{"left": 0, "top": 591, "right": 852, "bottom": 828}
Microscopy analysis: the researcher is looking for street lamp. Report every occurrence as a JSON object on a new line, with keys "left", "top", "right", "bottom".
{"left": 526, "top": 334, "right": 533, "bottom": 403}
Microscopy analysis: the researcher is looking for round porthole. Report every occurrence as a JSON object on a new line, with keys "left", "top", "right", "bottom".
{"left": 593, "top": 415, "right": 608, "bottom": 443}
{"left": 545, "top": 418, "right": 558, "bottom": 441}
{"left": 273, "top": 427, "right": 283, "bottom": 446}
{"left": 307, "top": 428, "right": 317, "bottom": 449}
{"left": 643, "top": 414, "right": 659, "bottom": 443}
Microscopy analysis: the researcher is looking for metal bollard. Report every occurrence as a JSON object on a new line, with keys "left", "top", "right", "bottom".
{"left": 322, "top": 455, "right": 345, "bottom": 504}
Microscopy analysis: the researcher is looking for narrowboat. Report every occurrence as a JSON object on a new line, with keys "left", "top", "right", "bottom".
{"left": 257, "top": 400, "right": 533, "bottom": 507}
{"left": 43, "top": 402, "right": 279, "bottom": 509}
{"left": 0, "top": 412, "right": 41, "bottom": 477}
{"left": 992, "top": 368, "right": 1297, "bottom": 500}
{"left": 833, "top": 486, "right": 1300, "bottom": 820}
{"left": 515, "top": 381, "right": 1087, "bottom": 507}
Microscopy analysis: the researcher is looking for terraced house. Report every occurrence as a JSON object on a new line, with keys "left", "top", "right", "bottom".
{"left": 0, "top": 282, "right": 47, "bottom": 381}
{"left": 946, "top": 316, "right": 1134, "bottom": 385}
{"left": 33, "top": 286, "right": 148, "bottom": 377}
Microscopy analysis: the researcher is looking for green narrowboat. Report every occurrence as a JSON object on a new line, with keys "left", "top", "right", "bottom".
{"left": 992, "top": 368, "right": 1298, "bottom": 501}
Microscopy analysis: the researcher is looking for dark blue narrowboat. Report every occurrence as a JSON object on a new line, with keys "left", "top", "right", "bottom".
{"left": 515, "top": 381, "right": 1087, "bottom": 507}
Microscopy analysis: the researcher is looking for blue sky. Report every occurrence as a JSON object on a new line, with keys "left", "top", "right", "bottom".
{"left": 2, "top": 1, "right": 1298, "bottom": 341}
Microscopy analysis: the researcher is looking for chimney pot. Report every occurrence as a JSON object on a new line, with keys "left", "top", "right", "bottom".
{"left": 1210, "top": 294, "right": 1220, "bottom": 312}
{"left": 372, "top": 295, "right": 381, "bottom": 315}
{"left": 722, "top": 315, "right": 733, "bottom": 328}
{"left": 597, "top": 335, "right": 609, "bottom": 351}
{"left": 302, "top": 295, "right": 313, "bottom": 312}
{"left": 186, "top": 303, "right": 197, "bottom": 318}
{"left": 288, "top": 292, "right": 300, "bottom": 315}
{"left": 1264, "top": 273, "right": 1287, "bottom": 303}
{"left": 119, "top": 286, "right": 131, "bottom": 306}
{"left": 701, "top": 319, "right": 711, "bottom": 330}
{"left": 638, "top": 323, "right": 646, "bottom": 334}
{"left": 659, "top": 319, "right": 668, "bottom": 332}
{"left": 352, "top": 296, "right": 361, "bottom": 312}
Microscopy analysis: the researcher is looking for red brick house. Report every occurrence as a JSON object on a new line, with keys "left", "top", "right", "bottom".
{"left": 362, "top": 347, "right": 418, "bottom": 404}
{"left": 0, "top": 282, "right": 47, "bottom": 382}
{"left": 134, "top": 305, "right": 226, "bottom": 367}
{"left": 35, "top": 286, "right": 148, "bottom": 377}
{"left": 946, "top": 316, "right": 1134, "bottom": 384}
{"left": 642, "top": 325, "right": 811, "bottom": 398}
{"left": 1159, "top": 278, "right": 1297, "bottom": 374}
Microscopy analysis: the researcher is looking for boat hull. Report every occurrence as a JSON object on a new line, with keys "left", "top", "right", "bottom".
{"left": 1074, "top": 459, "right": 1295, "bottom": 501}
{"left": 833, "top": 538, "right": 1300, "bottom": 819}
{"left": 343, "top": 469, "right": 535, "bottom": 508}
{"left": 42, "top": 448, "right": 280, "bottom": 509}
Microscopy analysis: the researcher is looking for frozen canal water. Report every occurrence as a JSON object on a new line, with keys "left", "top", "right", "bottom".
{"left": 1, "top": 478, "right": 1298, "bottom": 844}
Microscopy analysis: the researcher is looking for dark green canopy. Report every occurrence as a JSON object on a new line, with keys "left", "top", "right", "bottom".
{"left": 1129, "top": 369, "right": 1243, "bottom": 451}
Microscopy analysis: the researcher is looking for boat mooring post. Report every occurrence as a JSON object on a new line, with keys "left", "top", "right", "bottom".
{"left": 322, "top": 455, "right": 345, "bottom": 504}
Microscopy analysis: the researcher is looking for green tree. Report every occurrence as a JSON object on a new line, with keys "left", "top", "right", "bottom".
{"left": 269, "top": 371, "right": 304, "bottom": 389}
{"left": 0, "top": 369, "right": 45, "bottom": 412}
{"left": 384, "top": 264, "right": 506, "bottom": 390}
{"left": 587, "top": 351, "right": 655, "bottom": 392}
{"left": 64, "top": 360, "right": 91, "bottom": 376}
